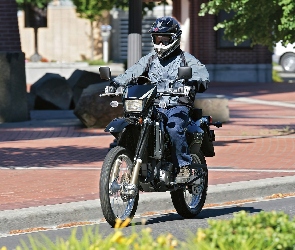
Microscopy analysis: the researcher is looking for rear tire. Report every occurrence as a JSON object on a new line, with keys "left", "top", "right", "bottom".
{"left": 100, "top": 146, "right": 139, "bottom": 227}
{"left": 170, "top": 151, "right": 208, "bottom": 218}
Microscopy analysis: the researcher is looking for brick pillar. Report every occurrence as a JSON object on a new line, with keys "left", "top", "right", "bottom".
{"left": 0, "top": 0, "right": 29, "bottom": 122}
{"left": 172, "top": 0, "right": 181, "bottom": 22}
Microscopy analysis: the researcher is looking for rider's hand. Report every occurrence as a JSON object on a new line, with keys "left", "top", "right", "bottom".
{"left": 110, "top": 80, "right": 119, "bottom": 89}
{"left": 105, "top": 81, "right": 119, "bottom": 93}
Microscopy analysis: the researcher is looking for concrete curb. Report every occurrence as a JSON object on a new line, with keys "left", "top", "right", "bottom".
{"left": 1, "top": 175, "right": 294, "bottom": 234}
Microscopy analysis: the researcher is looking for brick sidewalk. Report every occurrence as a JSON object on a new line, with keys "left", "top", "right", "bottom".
{"left": 0, "top": 81, "right": 294, "bottom": 211}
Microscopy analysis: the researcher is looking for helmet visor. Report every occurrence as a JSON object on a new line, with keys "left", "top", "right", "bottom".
{"left": 152, "top": 34, "right": 172, "bottom": 46}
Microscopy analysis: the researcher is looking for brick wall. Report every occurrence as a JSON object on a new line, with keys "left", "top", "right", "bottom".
{"left": 189, "top": 0, "right": 272, "bottom": 64}
{"left": 0, "top": 0, "right": 21, "bottom": 52}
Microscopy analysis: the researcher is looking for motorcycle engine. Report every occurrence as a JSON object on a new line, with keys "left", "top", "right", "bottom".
{"left": 159, "top": 162, "right": 174, "bottom": 185}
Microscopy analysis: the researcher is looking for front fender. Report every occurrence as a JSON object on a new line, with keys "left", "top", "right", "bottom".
{"left": 105, "top": 118, "right": 131, "bottom": 133}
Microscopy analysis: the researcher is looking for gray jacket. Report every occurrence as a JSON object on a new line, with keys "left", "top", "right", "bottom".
{"left": 114, "top": 50, "right": 209, "bottom": 107}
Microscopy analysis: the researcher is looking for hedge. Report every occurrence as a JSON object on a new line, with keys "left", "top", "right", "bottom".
{"left": 8, "top": 210, "right": 295, "bottom": 249}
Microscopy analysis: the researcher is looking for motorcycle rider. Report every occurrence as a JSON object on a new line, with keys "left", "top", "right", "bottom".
{"left": 111, "top": 16, "right": 209, "bottom": 183}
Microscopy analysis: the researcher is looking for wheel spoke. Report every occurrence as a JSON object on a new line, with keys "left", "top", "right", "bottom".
{"left": 108, "top": 153, "right": 136, "bottom": 220}
{"left": 184, "top": 154, "right": 207, "bottom": 211}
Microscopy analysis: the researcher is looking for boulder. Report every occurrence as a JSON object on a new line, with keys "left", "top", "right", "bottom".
{"left": 74, "top": 82, "right": 123, "bottom": 128}
{"left": 194, "top": 95, "right": 230, "bottom": 122}
{"left": 30, "top": 73, "right": 73, "bottom": 110}
{"left": 67, "top": 69, "right": 104, "bottom": 106}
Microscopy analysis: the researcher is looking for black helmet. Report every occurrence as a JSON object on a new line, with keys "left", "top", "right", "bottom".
{"left": 149, "top": 16, "right": 182, "bottom": 59}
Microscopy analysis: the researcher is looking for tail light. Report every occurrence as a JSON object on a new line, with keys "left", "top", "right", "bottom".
{"left": 209, "top": 116, "right": 213, "bottom": 124}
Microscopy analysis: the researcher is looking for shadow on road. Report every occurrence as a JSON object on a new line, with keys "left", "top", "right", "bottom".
{"left": 140, "top": 206, "right": 262, "bottom": 226}
{"left": 198, "top": 205, "right": 262, "bottom": 219}
{"left": 0, "top": 145, "right": 108, "bottom": 167}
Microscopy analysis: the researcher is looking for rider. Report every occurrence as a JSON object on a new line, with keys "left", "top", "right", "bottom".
{"left": 111, "top": 16, "right": 209, "bottom": 183}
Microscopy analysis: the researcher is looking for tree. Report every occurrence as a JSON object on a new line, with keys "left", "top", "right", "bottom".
{"left": 114, "top": 0, "right": 168, "bottom": 14}
{"left": 72, "top": 0, "right": 168, "bottom": 60}
{"left": 72, "top": 0, "right": 115, "bottom": 60}
{"left": 199, "top": 0, "right": 295, "bottom": 50}
{"left": 16, "top": 0, "right": 50, "bottom": 9}
{"left": 72, "top": 0, "right": 113, "bottom": 20}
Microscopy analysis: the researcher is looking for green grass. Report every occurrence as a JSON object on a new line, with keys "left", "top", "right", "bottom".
{"left": 272, "top": 62, "right": 283, "bottom": 82}
{"left": 85, "top": 59, "right": 109, "bottom": 65}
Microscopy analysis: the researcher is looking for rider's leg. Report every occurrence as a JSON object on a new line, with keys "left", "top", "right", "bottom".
{"left": 165, "top": 106, "right": 191, "bottom": 183}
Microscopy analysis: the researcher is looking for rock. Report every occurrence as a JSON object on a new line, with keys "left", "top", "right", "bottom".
{"left": 67, "top": 70, "right": 104, "bottom": 106}
{"left": 194, "top": 95, "right": 229, "bottom": 122}
{"left": 74, "top": 82, "right": 123, "bottom": 128}
{"left": 30, "top": 73, "right": 73, "bottom": 110}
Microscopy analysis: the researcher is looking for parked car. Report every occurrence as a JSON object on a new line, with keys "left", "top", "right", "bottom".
{"left": 273, "top": 42, "right": 295, "bottom": 72}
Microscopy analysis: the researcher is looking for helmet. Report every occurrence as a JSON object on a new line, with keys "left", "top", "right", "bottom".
{"left": 149, "top": 16, "right": 182, "bottom": 59}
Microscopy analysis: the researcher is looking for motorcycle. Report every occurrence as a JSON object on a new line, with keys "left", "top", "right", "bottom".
{"left": 98, "top": 66, "right": 222, "bottom": 227}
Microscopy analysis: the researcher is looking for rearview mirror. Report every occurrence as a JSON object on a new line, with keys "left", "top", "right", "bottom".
{"left": 99, "top": 67, "right": 111, "bottom": 80}
{"left": 178, "top": 67, "right": 192, "bottom": 80}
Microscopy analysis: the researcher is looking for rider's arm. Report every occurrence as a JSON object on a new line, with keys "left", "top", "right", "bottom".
{"left": 113, "top": 52, "right": 156, "bottom": 86}
{"left": 183, "top": 52, "right": 209, "bottom": 93}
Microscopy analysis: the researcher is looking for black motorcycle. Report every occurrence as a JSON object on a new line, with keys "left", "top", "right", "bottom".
{"left": 98, "top": 66, "right": 222, "bottom": 227}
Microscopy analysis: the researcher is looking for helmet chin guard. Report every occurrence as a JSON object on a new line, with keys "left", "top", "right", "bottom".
{"left": 153, "top": 39, "right": 180, "bottom": 59}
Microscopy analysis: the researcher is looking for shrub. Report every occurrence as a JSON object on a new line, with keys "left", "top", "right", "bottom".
{"left": 189, "top": 210, "right": 295, "bottom": 250}
{"left": 12, "top": 211, "right": 295, "bottom": 250}
{"left": 273, "top": 68, "right": 283, "bottom": 82}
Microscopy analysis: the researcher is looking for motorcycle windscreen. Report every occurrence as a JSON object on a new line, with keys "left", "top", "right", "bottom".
{"left": 124, "top": 85, "right": 157, "bottom": 99}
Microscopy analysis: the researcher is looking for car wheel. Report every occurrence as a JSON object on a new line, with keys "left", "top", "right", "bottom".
{"left": 280, "top": 52, "right": 295, "bottom": 72}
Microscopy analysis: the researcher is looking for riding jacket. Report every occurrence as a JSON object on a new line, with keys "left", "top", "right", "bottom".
{"left": 113, "top": 48, "right": 209, "bottom": 107}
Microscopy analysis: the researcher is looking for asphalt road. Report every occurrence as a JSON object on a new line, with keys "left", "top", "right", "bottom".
{"left": 1, "top": 196, "right": 295, "bottom": 249}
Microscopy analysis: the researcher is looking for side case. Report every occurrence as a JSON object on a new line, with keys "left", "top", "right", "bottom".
{"left": 201, "top": 128, "right": 215, "bottom": 157}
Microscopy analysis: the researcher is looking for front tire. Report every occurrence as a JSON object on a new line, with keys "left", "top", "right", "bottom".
{"left": 100, "top": 146, "right": 139, "bottom": 227}
{"left": 170, "top": 151, "right": 208, "bottom": 218}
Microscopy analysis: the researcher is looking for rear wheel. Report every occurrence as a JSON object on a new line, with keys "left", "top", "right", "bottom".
{"left": 99, "top": 146, "right": 138, "bottom": 227}
{"left": 170, "top": 151, "right": 208, "bottom": 218}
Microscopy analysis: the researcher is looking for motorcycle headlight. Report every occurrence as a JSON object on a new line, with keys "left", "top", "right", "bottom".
{"left": 125, "top": 100, "right": 143, "bottom": 112}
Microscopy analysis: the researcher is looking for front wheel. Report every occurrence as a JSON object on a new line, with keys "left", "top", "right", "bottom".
{"left": 170, "top": 151, "right": 208, "bottom": 218}
{"left": 99, "top": 146, "right": 139, "bottom": 227}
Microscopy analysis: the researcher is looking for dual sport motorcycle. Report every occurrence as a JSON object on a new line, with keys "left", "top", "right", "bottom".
{"left": 98, "top": 66, "right": 222, "bottom": 227}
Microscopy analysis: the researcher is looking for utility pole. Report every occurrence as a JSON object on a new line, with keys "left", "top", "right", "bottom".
{"left": 127, "top": 0, "right": 142, "bottom": 68}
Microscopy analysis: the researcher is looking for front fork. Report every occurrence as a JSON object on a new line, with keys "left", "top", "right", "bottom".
{"left": 126, "top": 118, "right": 151, "bottom": 195}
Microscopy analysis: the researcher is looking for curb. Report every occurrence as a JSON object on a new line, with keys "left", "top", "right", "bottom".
{"left": 1, "top": 175, "right": 295, "bottom": 234}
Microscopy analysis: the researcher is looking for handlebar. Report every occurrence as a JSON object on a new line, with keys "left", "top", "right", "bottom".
{"left": 99, "top": 86, "right": 125, "bottom": 97}
{"left": 157, "top": 86, "right": 191, "bottom": 97}
{"left": 99, "top": 85, "right": 192, "bottom": 98}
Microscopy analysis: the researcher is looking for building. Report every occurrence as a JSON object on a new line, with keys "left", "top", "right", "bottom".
{"left": 17, "top": 0, "right": 272, "bottom": 82}
{"left": 173, "top": 0, "right": 272, "bottom": 82}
